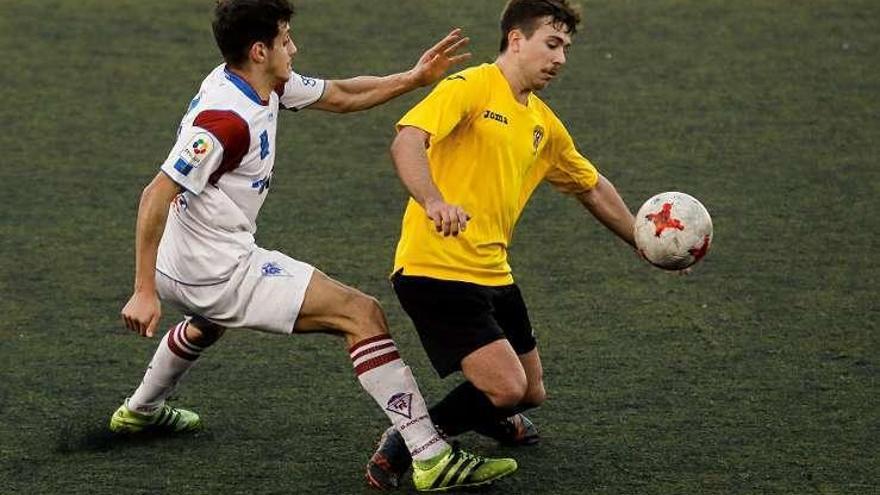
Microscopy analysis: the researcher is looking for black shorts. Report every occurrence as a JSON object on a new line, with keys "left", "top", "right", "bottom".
{"left": 392, "top": 271, "right": 537, "bottom": 378}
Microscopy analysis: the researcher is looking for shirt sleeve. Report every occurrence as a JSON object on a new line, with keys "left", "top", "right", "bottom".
{"left": 276, "top": 71, "right": 326, "bottom": 111}
{"left": 542, "top": 112, "right": 599, "bottom": 195}
{"left": 160, "top": 110, "right": 250, "bottom": 195}
{"left": 396, "top": 71, "right": 481, "bottom": 144}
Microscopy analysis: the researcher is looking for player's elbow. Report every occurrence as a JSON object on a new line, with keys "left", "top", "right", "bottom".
{"left": 322, "top": 95, "right": 355, "bottom": 113}
{"left": 333, "top": 94, "right": 364, "bottom": 113}
{"left": 314, "top": 84, "right": 360, "bottom": 113}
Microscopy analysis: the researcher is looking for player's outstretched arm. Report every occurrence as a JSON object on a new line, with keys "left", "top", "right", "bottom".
{"left": 391, "top": 126, "right": 470, "bottom": 236}
{"left": 309, "top": 29, "right": 471, "bottom": 113}
{"left": 121, "top": 172, "right": 181, "bottom": 338}
{"left": 576, "top": 174, "right": 636, "bottom": 247}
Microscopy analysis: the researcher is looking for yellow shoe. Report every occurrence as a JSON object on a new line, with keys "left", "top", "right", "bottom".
{"left": 109, "top": 400, "right": 202, "bottom": 434}
{"left": 412, "top": 445, "right": 517, "bottom": 492}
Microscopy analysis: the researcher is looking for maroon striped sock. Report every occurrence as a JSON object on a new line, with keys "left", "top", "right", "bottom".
{"left": 350, "top": 335, "right": 448, "bottom": 461}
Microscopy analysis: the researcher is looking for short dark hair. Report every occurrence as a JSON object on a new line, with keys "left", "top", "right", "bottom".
{"left": 499, "top": 0, "right": 581, "bottom": 52}
{"left": 212, "top": 0, "right": 294, "bottom": 66}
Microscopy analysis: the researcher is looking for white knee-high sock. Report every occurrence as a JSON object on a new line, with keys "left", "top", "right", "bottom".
{"left": 350, "top": 335, "right": 448, "bottom": 461}
{"left": 128, "top": 321, "right": 205, "bottom": 414}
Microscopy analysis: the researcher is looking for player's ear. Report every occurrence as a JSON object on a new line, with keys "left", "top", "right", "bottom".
{"left": 508, "top": 29, "right": 524, "bottom": 53}
{"left": 250, "top": 41, "right": 268, "bottom": 64}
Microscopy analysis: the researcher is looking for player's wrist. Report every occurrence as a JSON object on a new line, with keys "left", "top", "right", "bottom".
{"left": 132, "top": 280, "right": 157, "bottom": 295}
{"left": 422, "top": 195, "right": 445, "bottom": 210}
{"left": 403, "top": 68, "right": 423, "bottom": 89}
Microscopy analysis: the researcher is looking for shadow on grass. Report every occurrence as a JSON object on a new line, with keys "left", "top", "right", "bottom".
{"left": 55, "top": 421, "right": 212, "bottom": 454}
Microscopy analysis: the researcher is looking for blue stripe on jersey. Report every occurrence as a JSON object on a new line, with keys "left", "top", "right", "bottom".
{"left": 224, "top": 67, "right": 267, "bottom": 106}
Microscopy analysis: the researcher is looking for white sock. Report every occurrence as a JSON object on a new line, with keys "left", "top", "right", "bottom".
{"left": 350, "top": 335, "right": 449, "bottom": 461}
{"left": 128, "top": 321, "right": 204, "bottom": 414}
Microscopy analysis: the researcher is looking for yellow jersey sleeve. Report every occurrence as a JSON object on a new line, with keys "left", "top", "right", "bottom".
{"left": 542, "top": 111, "right": 599, "bottom": 194}
{"left": 397, "top": 70, "right": 483, "bottom": 143}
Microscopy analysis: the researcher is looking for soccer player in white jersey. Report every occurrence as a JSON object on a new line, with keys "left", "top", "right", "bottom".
{"left": 108, "top": 0, "right": 516, "bottom": 491}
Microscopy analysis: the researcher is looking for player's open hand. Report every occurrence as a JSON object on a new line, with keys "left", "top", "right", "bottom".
{"left": 121, "top": 290, "right": 162, "bottom": 338}
{"left": 411, "top": 28, "right": 472, "bottom": 87}
{"left": 425, "top": 198, "right": 470, "bottom": 237}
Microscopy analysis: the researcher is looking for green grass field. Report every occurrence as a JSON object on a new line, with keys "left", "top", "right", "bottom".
{"left": 1, "top": 0, "right": 878, "bottom": 493}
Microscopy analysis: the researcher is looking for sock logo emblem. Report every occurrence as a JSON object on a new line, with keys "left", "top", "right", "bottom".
{"left": 385, "top": 392, "right": 413, "bottom": 419}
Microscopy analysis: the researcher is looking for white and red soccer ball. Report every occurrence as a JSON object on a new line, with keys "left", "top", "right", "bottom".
{"left": 634, "top": 192, "right": 713, "bottom": 270}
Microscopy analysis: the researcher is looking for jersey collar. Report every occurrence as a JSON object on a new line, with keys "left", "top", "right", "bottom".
{"left": 224, "top": 67, "right": 269, "bottom": 106}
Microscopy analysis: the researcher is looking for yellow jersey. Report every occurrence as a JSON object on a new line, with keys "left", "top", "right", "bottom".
{"left": 393, "top": 63, "right": 599, "bottom": 286}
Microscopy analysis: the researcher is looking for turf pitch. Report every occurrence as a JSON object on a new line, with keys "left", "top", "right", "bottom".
{"left": 1, "top": 0, "right": 878, "bottom": 493}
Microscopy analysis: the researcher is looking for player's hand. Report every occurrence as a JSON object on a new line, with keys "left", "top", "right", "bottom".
{"left": 425, "top": 198, "right": 470, "bottom": 237}
{"left": 410, "top": 28, "right": 472, "bottom": 87}
{"left": 121, "top": 290, "right": 162, "bottom": 338}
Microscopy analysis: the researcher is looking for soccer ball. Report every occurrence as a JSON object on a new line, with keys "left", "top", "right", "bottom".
{"left": 633, "top": 192, "right": 713, "bottom": 270}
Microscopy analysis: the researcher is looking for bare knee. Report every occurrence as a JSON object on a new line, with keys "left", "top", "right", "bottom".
{"left": 482, "top": 378, "right": 528, "bottom": 410}
{"left": 518, "top": 349, "right": 545, "bottom": 408}
{"left": 341, "top": 292, "right": 389, "bottom": 341}
{"left": 462, "top": 340, "right": 530, "bottom": 410}
{"left": 185, "top": 320, "right": 226, "bottom": 347}
{"left": 520, "top": 382, "right": 546, "bottom": 408}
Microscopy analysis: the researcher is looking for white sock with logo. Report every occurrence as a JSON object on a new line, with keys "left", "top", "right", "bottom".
{"left": 128, "top": 321, "right": 204, "bottom": 414}
{"left": 350, "top": 335, "right": 449, "bottom": 461}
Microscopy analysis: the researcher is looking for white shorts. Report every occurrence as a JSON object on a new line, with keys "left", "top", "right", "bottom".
{"left": 156, "top": 247, "right": 315, "bottom": 334}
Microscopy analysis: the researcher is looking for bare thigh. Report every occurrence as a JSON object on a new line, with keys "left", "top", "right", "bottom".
{"left": 293, "top": 269, "right": 389, "bottom": 347}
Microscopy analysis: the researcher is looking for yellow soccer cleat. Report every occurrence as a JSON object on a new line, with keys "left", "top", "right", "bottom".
{"left": 412, "top": 444, "right": 517, "bottom": 492}
{"left": 109, "top": 400, "right": 202, "bottom": 434}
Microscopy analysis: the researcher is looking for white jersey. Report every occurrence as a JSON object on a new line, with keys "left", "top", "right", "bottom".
{"left": 157, "top": 64, "right": 325, "bottom": 285}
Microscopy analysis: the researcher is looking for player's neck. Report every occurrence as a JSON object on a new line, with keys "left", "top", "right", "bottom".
{"left": 226, "top": 65, "right": 274, "bottom": 102}
{"left": 495, "top": 57, "right": 531, "bottom": 105}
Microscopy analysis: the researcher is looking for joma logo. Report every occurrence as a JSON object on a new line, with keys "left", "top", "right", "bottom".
{"left": 483, "top": 110, "right": 509, "bottom": 125}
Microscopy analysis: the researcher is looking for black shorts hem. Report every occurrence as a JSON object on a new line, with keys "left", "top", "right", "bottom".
{"left": 392, "top": 272, "right": 536, "bottom": 378}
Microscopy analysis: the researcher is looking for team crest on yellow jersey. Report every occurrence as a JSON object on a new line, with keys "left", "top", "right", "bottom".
{"left": 532, "top": 125, "right": 545, "bottom": 153}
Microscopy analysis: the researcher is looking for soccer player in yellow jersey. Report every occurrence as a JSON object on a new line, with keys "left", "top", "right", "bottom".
{"left": 366, "top": 0, "right": 638, "bottom": 488}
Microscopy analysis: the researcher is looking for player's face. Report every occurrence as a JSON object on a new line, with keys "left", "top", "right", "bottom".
{"left": 268, "top": 21, "right": 296, "bottom": 83}
{"left": 517, "top": 18, "right": 571, "bottom": 91}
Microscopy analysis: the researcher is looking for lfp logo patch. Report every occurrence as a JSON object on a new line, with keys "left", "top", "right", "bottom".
{"left": 174, "top": 132, "right": 214, "bottom": 176}
{"left": 192, "top": 137, "right": 209, "bottom": 156}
